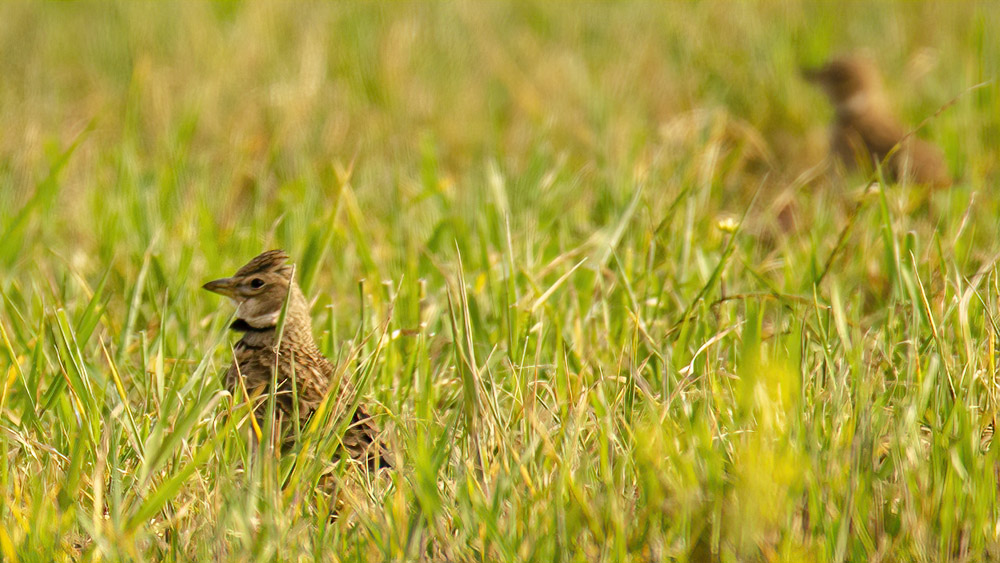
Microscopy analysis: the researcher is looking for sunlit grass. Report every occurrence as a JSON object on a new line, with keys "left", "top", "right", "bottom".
{"left": 1, "top": 2, "right": 999, "bottom": 561}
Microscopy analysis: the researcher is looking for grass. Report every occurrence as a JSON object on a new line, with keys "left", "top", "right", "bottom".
{"left": 1, "top": 2, "right": 999, "bottom": 561}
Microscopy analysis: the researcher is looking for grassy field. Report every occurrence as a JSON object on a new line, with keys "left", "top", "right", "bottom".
{"left": 1, "top": 2, "right": 999, "bottom": 561}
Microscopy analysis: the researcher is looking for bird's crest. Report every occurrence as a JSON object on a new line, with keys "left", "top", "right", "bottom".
{"left": 235, "top": 249, "right": 293, "bottom": 278}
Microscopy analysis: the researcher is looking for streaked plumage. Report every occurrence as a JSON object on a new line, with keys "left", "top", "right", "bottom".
{"left": 203, "top": 249, "right": 388, "bottom": 468}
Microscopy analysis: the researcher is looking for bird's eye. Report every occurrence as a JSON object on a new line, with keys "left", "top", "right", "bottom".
{"left": 250, "top": 278, "right": 265, "bottom": 289}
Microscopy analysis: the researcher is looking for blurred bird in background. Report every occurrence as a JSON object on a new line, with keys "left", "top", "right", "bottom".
{"left": 803, "top": 54, "right": 951, "bottom": 188}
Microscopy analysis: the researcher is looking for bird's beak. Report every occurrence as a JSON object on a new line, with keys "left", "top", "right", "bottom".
{"left": 202, "top": 277, "right": 238, "bottom": 298}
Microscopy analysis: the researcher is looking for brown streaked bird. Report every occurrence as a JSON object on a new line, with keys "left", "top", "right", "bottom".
{"left": 203, "top": 249, "right": 388, "bottom": 469}
{"left": 803, "top": 55, "right": 951, "bottom": 188}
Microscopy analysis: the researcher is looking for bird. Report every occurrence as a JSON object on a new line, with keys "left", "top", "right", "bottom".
{"left": 203, "top": 249, "right": 389, "bottom": 469}
{"left": 803, "top": 55, "right": 951, "bottom": 188}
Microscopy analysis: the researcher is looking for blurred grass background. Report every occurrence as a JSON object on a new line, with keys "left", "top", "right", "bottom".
{"left": 1, "top": 2, "right": 999, "bottom": 561}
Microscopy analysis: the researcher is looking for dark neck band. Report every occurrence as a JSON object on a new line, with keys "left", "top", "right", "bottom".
{"left": 229, "top": 319, "right": 275, "bottom": 333}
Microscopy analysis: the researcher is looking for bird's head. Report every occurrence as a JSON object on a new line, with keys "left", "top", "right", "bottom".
{"left": 203, "top": 249, "right": 306, "bottom": 330}
{"left": 803, "top": 55, "right": 884, "bottom": 115}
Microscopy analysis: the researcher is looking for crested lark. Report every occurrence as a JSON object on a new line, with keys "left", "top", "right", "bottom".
{"left": 203, "top": 249, "right": 388, "bottom": 469}
{"left": 803, "top": 55, "right": 951, "bottom": 188}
